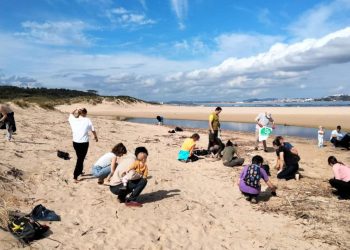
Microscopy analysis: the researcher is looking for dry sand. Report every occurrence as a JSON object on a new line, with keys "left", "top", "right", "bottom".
{"left": 1, "top": 104, "right": 350, "bottom": 250}
{"left": 57, "top": 102, "right": 350, "bottom": 130}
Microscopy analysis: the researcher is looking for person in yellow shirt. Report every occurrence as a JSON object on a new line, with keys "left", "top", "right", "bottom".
{"left": 208, "top": 107, "right": 222, "bottom": 153}
{"left": 121, "top": 151, "right": 148, "bottom": 189}
{"left": 178, "top": 133, "right": 200, "bottom": 162}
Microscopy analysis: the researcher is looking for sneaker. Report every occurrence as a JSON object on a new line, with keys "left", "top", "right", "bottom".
{"left": 119, "top": 185, "right": 127, "bottom": 190}
{"left": 125, "top": 201, "right": 142, "bottom": 207}
{"left": 245, "top": 196, "right": 252, "bottom": 202}
{"left": 250, "top": 197, "right": 258, "bottom": 204}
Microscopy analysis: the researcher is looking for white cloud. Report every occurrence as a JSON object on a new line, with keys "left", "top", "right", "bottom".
{"left": 212, "top": 33, "right": 283, "bottom": 61}
{"left": 16, "top": 21, "right": 92, "bottom": 46}
{"left": 170, "top": 0, "right": 188, "bottom": 30}
{"left": 166, "top": 27, "right": 350, "bottom": 92}
{"left": 107, "top": 7, "right": 155, "bottom": 28}
{"left": 173, "top": 37, "right": 208, "bottom": 55}
{"left": 288, "top": 0, "right": 350, "bottom": 39}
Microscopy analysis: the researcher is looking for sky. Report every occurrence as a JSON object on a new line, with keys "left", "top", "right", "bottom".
{"left": 1, "top": 0, "right": 350, "bottom": 101}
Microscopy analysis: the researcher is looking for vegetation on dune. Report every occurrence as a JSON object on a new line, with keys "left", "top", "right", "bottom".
{"left": 0, "top": 86, "right": 154, "bottom": 109}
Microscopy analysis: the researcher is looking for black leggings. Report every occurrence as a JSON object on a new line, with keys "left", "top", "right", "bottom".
{"left": 110, "top": 178, "right": 148, "bottom": 202}
{"left": 73, "top": 142, "right": 89, "bottom": 179}
{"left": 277, "top": 164, "right": 299, "bottom": 180}
{"left": 329, "top": 178, "right": 350, "bottom": 198}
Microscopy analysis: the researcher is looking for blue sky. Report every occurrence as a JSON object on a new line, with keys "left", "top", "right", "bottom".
{"left": 1, "top": 0, "right": 350, "bottom": 101}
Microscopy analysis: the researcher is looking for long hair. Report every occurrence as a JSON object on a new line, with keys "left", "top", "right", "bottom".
{"left": 112, "top": 143, "right": 127, "bottom": 156}
{"left": 328, "top": 156, "right": 343, "bottom": 166}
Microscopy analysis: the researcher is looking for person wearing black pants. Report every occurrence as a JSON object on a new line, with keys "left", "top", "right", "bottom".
{"left": 277, "top": 163, "right": 299, "bottom": 180}
{"left": 328, "top": 156, "right": 350, "bottom": 199}
{"left": 73, "top": 142, "right": 89, "bottom": 180}
{"left": 329, "top": 178, "right": 350, "bottom": 199}
{"left": 273, "top": 136, "right": 300, "bottom": 180}
{"left": 208, "top": 107, "right": 222, "bottom": 152}
{"left": 69, "top": 108, "right": 97, "bottom": 183}
{"left": 110, "top": 178, "right": 148, "bottom": 203}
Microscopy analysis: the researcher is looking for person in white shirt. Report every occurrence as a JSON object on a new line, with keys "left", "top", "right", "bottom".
{"left": 91, "top": 143, "right": 127, "bottom": 184}
{"left": 255, "top": 112, "right": 275, "bottom": 152}
{"left": 69, "top": 108, "right": 98, "bottom": 183}
{"left": 330, "top": 125, "right": 350, "bottom": 149}
{"left": 318, "top": 126, "right": 325, "bottom": 148}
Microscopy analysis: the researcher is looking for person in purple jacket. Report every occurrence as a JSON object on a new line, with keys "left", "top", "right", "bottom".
{"left": 238, "top": 155, "right": 277, "bottom": 204}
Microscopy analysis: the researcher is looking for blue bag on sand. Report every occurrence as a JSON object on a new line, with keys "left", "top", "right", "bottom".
{"left": 30, "top": 204, "right": 60, "bottom": 221}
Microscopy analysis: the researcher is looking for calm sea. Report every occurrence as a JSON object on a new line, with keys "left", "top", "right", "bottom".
{"left": 168, "top": 101, "right": 350, "bottom": 107}
{"left": 127, "top": 118, "right": 331, "bottom": 140}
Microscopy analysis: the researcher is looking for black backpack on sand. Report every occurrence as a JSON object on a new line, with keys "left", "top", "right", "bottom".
{"left": 8, "top": 215, "right": 49, "bottom": 244}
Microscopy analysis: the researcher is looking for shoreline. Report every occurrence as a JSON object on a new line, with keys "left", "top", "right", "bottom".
{"left": 57, "top": 103, "right": 350, "bottom": 131}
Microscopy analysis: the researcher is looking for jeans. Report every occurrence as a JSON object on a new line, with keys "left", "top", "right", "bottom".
{"left": 277, "top": 163, "right": 299, "bottom": 180}
{"left": 91, "top": 165, "right": 111, "bottom": 180}
{"left": 110, "top": 178, "right": 147, "bottom": 202}
{"left": 223, "top": 157, "right": 244, "bottom": 167}
{"left": 73, "top": 142, "right": 89, "bottom": 179}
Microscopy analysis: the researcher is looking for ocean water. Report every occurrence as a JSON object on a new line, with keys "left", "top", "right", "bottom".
{"left": 127, "top": 117, "right": 331, "bottom": 140}
{"left": 168, "top": 101, "right": 350, "bottom": 107}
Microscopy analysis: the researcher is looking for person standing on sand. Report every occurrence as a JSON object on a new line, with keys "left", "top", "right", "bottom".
{"left": 109, "top": 147, "right": 149, "bottom": 207}
{"left": 328, "top": 156, "right": 350, "bottom": 200}
{"left": 69, "top": 108, "right": 98, "bottom": 183}
{"left": 255, "top": 112, "right": 275, "bottom": 152}
{"left": 318, "top": 126, "right": 324, "bottom": 148}
{"left": 208, "top": 107, "right": 222, "bottom": 152}
{"left": 0, "top": 104, "right": 16, "bottom": 141}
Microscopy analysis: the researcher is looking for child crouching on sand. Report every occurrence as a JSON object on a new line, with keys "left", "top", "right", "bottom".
{"left": 178, "top": 133, "right": 200, "bottom": 162}
{"left": 121, "top": 148, "right": 149, "bottom": 190}
{"left": 238, "top": 155, "right": 277, "bottom": 204}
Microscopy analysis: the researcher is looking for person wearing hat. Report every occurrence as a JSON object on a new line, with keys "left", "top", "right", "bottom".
{"left": 255, "top": 112, "right": 275, "bottom": 152}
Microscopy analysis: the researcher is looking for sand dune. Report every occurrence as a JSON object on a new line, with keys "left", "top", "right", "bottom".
{"left": 1, "top": 105, "right": 350, "bottom": 249}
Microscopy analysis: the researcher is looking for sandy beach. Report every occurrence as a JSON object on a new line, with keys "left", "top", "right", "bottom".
{"left": 1, "top": 104, "right": 350, "bottom": 250}
{"left": 57, "top": 102, "right": 350, "bottom": 130}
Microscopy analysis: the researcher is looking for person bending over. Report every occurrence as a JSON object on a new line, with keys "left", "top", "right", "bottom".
{"left": 178, "top": 133, "right": 200, "bottom": 162}
{"left": 273, "top": 136, "right": 300, "bottom": 180}
{"left": 109, "top": 147, "right": 149, "bottom": 207}
{"left": 222, "top": 140, "right": 244, "bottom": 167}
{"left": 91, "top": 143, "right": 127, "bottom": 184}
{"left": 328, "top": 156, "right": 350, "bottom": 200}
{"left": 238, "top": 155, "right": 276, "bottom": 204}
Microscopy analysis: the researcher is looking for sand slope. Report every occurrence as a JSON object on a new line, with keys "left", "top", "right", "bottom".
{"left": 1, "top": 106, "right": 350, "bottom": 250}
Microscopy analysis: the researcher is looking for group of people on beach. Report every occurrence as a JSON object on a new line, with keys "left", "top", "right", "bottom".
{"left": 1, "top": 103, "right": 349, "bottom": 206}
{"left": 68, "top": 108, "right": 148, "bottom": 207}
{"left": 176, "top": 107, "right": 350, "bottom": 201}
